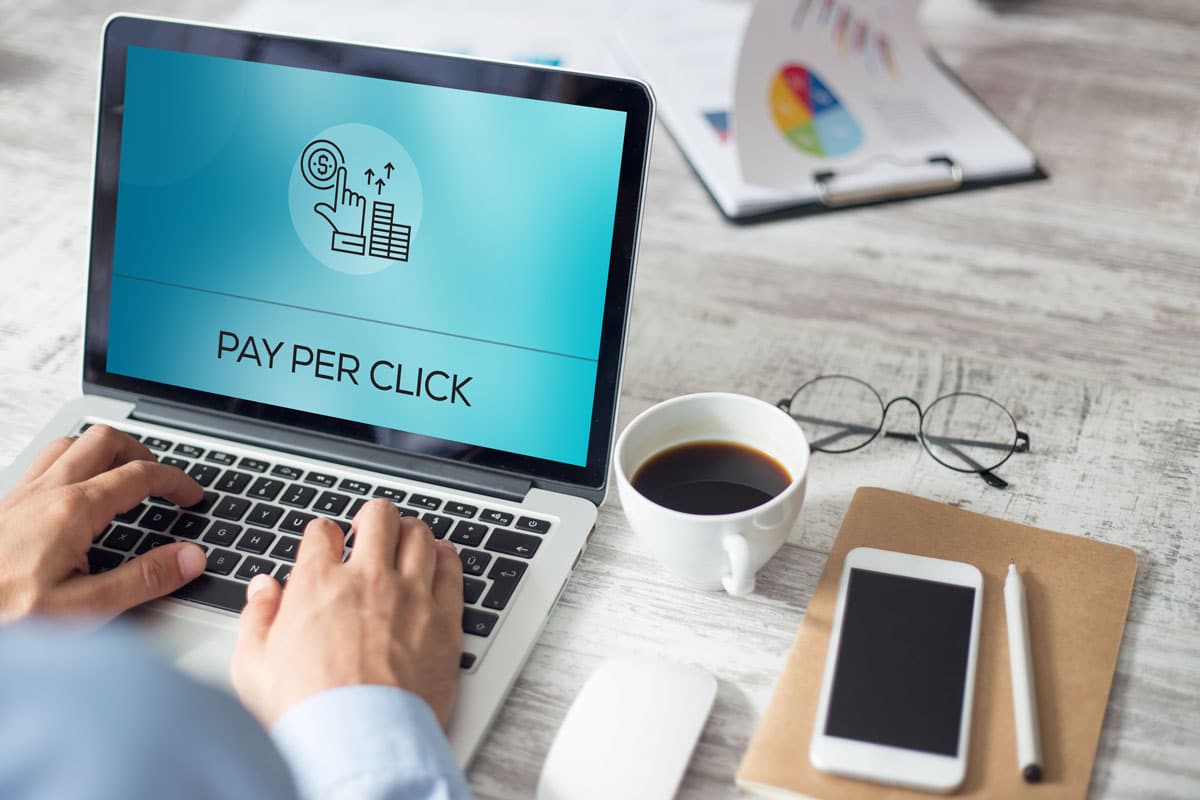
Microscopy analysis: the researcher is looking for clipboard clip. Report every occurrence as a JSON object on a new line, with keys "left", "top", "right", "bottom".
{"left": 813, "top": 156, "right": 963, "bottom": 207}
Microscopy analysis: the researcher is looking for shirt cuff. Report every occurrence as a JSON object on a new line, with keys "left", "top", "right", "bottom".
{"left": 271, "top": 685, "right": 474, "bottom": 800}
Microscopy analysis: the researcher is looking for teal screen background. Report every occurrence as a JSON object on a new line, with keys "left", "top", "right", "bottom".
{"left": 107, "top": 47, "right": 627, "bottom": 466}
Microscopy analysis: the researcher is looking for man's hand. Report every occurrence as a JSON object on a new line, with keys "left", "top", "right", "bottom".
{"left": 0, "top": 425, "right": 206, "bottom": 623}
{"left": 232, "top": 499, "right": 465, "bottom": 728}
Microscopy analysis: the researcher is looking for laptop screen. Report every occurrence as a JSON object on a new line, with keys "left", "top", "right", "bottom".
{"left": 103, "top": 44, "right": 628, "bottom": 470}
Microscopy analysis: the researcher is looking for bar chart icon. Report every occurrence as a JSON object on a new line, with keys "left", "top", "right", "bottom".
{"left": 368, "top": 201, "right": 412, "bottom": 262}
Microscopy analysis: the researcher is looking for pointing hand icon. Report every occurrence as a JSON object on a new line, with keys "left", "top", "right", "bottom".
{"left": 313, "top": 166, "right": 367, "bottom": 255}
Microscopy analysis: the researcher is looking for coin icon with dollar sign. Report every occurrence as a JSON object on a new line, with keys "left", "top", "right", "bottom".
{"left": 300, "top": 139, "right": 345, "bottom": 190}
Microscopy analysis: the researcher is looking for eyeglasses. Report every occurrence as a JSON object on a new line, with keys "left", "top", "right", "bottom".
{"left": 776, "top": 375, "right": 1030, "bottom": 489}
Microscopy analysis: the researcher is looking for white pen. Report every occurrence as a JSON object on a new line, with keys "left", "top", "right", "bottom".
{"left": 1005, "top": 561, "right": 1044, "bottom": 782}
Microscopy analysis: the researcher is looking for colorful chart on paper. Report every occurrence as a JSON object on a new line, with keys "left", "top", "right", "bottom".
{"left": 769, "top": 63, "right": 863, "bottom": 157}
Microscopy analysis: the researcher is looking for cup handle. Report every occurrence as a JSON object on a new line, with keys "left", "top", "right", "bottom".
{"left": 722, "top": 533, "right": 755, "bottom": 597}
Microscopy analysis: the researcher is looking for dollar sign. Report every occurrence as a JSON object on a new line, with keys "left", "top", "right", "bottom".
{"left": 315, "top": 152, "right": 331, "bottom": 176}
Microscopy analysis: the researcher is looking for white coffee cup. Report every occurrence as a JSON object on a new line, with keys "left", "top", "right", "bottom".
{"left": 614, "top": 392, "right": 809, "bottom": 597}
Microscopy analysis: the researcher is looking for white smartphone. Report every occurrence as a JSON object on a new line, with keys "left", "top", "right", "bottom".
{"left": 809, "top": 547, "right": 984, "bottom": 793}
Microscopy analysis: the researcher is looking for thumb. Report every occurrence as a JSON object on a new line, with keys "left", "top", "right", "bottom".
{"left": 238, "top": 573, "right": 283, "bottom": 650}
{"left": 57, "top": 542, "right": 206, "bottom": 619}
{"left": 313, "top": 202, "right": 337, "bottom": 229}
{"left": 231, "top": 574, "right": 282, "bottom": 702}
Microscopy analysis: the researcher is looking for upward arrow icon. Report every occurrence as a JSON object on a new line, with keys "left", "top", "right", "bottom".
{"left": 384, "top": 162, "right": 395, "bottom": 179}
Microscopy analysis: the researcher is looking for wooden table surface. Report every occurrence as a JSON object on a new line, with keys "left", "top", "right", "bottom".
{"left": 1, "top": 1, "right": 1197, "bottom": 798}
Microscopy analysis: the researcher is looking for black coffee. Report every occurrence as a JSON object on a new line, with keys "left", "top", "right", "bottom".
{"left": 631, "top": 440, "right": 791, "bottom": 515}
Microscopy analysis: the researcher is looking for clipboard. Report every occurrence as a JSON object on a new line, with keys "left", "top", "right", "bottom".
{"left": 736, "top": 488, "right": 1137, "bottom": 799}
{"left": 612, "top": 0, "right": 1046, "bottom": 223}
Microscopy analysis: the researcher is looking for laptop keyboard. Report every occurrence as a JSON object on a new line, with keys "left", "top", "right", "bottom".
{"left": 79, "top": 421, "right": 553, "bottom": 672}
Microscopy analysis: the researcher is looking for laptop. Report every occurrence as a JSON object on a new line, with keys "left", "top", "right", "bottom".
{"left": 0, "top": 15, "right": 653, "bottom": 763}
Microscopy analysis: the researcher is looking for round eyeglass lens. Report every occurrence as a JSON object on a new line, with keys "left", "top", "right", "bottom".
{"left": 920, "top": 393, "right": 1018, "bottom": 473}
{"left": 785, "top": 375, "right": 884, "bottom": 453}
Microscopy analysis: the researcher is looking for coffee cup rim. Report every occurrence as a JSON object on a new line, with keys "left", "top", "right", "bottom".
{"left": 615, "top": 392, "right": 809, "bottom": 521}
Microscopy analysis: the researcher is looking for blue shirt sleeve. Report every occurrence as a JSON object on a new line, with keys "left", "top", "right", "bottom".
{"left": 0, "top": 622, "right": 298, "bottom": 800}
{"left": 271, "top": 685, "right": 475, "bottom": 800}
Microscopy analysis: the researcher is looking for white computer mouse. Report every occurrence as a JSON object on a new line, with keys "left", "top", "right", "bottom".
{"left": 536, "top": 655, "right": 718, "bottom": 800}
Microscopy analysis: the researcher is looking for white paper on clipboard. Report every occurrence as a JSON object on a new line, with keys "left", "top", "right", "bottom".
{"left": 613, "top": 0, "right": 1039, "bottom": 219}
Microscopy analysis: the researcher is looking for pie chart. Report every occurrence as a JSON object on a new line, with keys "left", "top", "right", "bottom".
{"left": 770, "top": 63, "right": 863, "bottom": 157}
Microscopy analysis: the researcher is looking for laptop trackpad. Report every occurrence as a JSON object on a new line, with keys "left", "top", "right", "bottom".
{"left": 129, "top": 605, "right": 238, "bottom": 690}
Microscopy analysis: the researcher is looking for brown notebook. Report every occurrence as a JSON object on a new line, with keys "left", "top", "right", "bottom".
{"left": 737, "top": 488, "right": 1137, "bottom": 800}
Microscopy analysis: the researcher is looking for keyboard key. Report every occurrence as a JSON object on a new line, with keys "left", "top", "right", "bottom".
{"left": 235, "top": 556, "right": 275, "bottom": 580}
{"left": 213, "top": 496, "right": 251, "bottom": 521}
{"left": 314, "top": 491, "right": 351, "bottom": 516}
{"left": 463, "top": 577, "right": 486, "bottom": 605}
{"left": 485, "top": 529, "right": 541, "bottom": 558}
{"left": 248, "top": 478, "right": 285, "bottom": 502}
{"left": 305, "top": 471, "right": 336, "bottom": 488}
{"left": 93, "top": 524, "right": 111, "bottom": 543}
{"left": 171, "top": 513, "right": 209, "bottom": 540}
{"left": 449, "top": 521, "right": 488, "bottom": 547}
{"left": 136, "top": 533, "right": 175, "bottom": 554}
{"left": 459, "top": 549, "right": 492, "bottom": 577}
{"left": 280, "top": 485, "right": 317, "bottom": 509}
{"left": 87, "top": 548, "right": 123, "bottom": 574}
{"left": 462, "top": 608, "right": 499, "bottom": 638}
{"left": 161, "top": 456, "right": 190, "bottom": 470}
{"left": 445, "top": 502, "right": 478, "bottom": 518}
{"left": 203, "top": 522, "right": 242, "bottom": 547}
{"left": 482, "top": 558, "right": 527, "bottom": 610}
{"left": 139, "top": 505, "right": 177, "bottom": 532}
{"left": 515, "top": 516, "right": 551, "bottom": 534}
{"left": 422, "top": 513, "right": 454, "bottom": 539}
{"left": 399, "top": 508, "right": 420, "bottom": 518}
{"left": 270, "top": 536, "right": 301, "bottom": 562}
{"left": 339, "top": 479, "right": 371, "bottom": 495}
{"left": 215, "top": 470, "right": 252, "bottom": 494}
{"left": 459, "top": 653, "right": 477, "bottom": 670}
{"left": 187, "top": 463, "right": 221, "bottom": 487}
{"left": 237, "top": 529, "right": 276, "bottom": 555}
{"left": 147, "top": 495, "right": 174, "bottom": 507}
{"left": 174, "top": 443, "right": 204, "bottom": 458}
{"left": 275, "top": 564, "right": 293, "bottom": 586}
{"left": 281, "top": 511, "right": 316, "bottom": 535}
{"left": 480, "top": 509, "right": 514, "bottom": 526}
{"left": 103, "top": 525, "right": 142, "bottom": 552}
{"left": 238, "top": 457, "right": 269, "bottom": 473}
{"left": 206, "top": 451, "right": 236, "bottom": 466}
{"left": 115, "top": 502, "right": 147, "bottom": 524}
{"left": 205, "top": 549, "right": 241, "bottom": 575}
{"left": 142, "top": 436, "right": 172, "bottom": 452}
{"left": 172, "top": 574, "right": 245, "bottom": 613}
{"left": 347, "top": 498, "right": 368, "bottom": 518}
{"left": 488, "top": 557, "right": 528, "bottom": 583}
{"left": 373, "top": 486, "right": 406, "bottom": 503}
{"left": 78, "top": 422, "right": 93, "bottom": 434}
{"left": 409, "top": 494, "right": 441, "bottom": 510}
{"left": 184, "top": 491, "right": 218, "bottom": 515}
{"left": 271, "top": 464, "right": 303, "bottom": 481}
{"left": 247, "top": 503, "right": 285, "bottom": 529}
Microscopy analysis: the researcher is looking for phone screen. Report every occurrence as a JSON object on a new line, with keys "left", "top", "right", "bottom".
{"left": 824, "top": 567, "right": 977, "bottom": 756}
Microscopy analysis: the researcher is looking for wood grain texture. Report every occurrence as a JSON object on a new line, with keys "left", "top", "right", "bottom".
{"left": 0, "top": 1, "right": 1196, "bottom": 798}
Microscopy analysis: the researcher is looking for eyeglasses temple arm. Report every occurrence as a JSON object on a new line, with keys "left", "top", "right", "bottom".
{"left": 885, "top": 430, "right": 1024, "bottom": 453}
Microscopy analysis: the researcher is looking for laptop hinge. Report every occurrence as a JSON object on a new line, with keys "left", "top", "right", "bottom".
{"left": 131, "top": 400, "right": 532, "bottom": 502}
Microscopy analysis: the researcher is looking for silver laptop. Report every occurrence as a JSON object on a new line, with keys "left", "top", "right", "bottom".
{"left": 0, "top": 15, "right": 653, "bottom": 763}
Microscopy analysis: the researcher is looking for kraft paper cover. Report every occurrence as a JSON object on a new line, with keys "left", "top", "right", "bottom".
{"left": 736, "top": 488, "right": 1137, "bottom": 800}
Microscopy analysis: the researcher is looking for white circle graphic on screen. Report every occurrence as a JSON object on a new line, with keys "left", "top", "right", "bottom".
{"left": 289, "top": 123, "right": 423, "bottom": 275}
